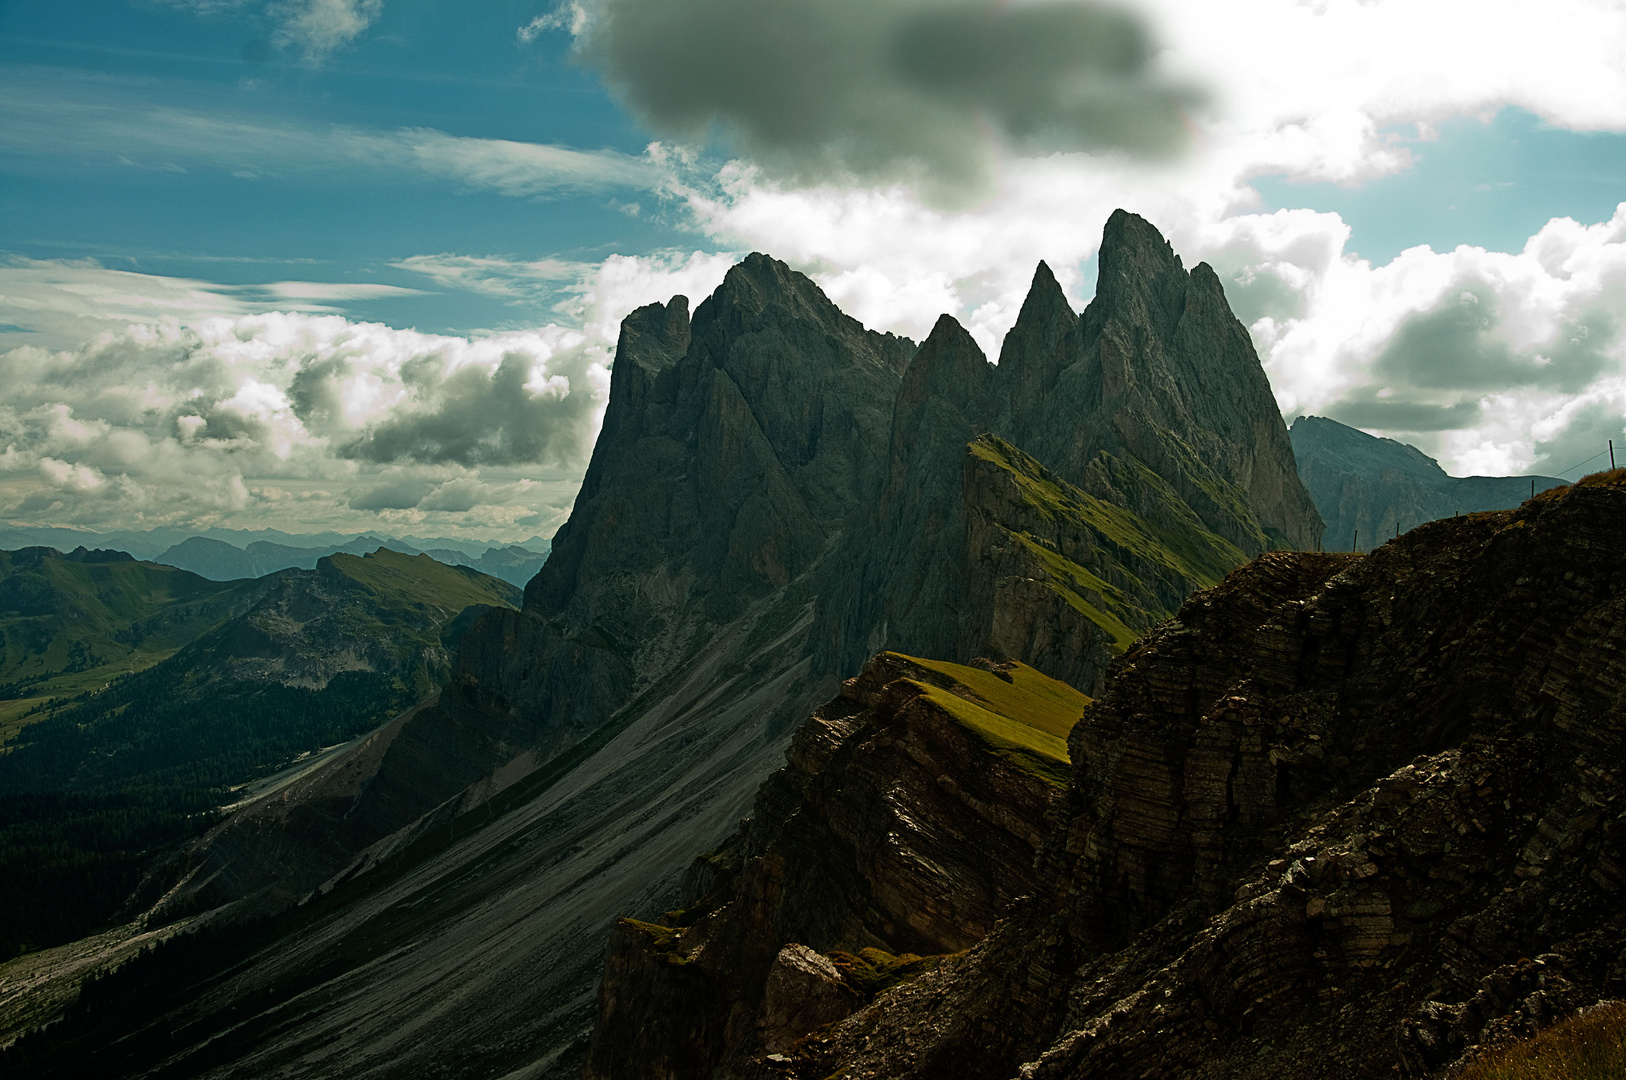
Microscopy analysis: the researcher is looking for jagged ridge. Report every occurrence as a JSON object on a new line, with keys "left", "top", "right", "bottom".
{"left": 733, "top": 472, "right": 1626, "bottom": 1080}
{"left": 0, "top": 213, "right": 1320, "bottom": 1080}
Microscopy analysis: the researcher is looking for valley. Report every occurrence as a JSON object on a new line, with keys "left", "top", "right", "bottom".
{"left": 0, "top": 547, "right": 520, "bottom": 959}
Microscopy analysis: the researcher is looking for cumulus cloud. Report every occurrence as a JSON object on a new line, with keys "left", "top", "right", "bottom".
{"left": 0, "top": 248, "right": 751, "bottom": 537}
{"left": 272, "top": 0, "right": 383, "bottom": 57}
{"left": 1206, "top": 204, "right": 1626, "bottom": 476}
{"left": 569, "top": 0, "right": 1196, "bottom": 200}
{"left": 338, "top": 345, "right": 594, "bottom": 468}
{"left": 0, "top": 287, "right": 610, "bottom": 534}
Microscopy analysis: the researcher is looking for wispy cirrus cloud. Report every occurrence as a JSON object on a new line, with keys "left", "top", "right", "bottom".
{"left": 155, "top": 0, "right": 384, "bottom": 59}
{"left": 0, "top": 72, "right": 654, "bottom": 196}
{"left": 390, "top": 255, "right": 589, "bottom": 300}
{"left": 0, "top": 255, "right": 421, "bottom": 349}
{"left": 273, "top": 0, "right": 384, "bottom": 58}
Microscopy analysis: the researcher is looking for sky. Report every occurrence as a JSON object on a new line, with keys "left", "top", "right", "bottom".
{"left": 2, "top": 0, "right": 1625, "bottom": 542}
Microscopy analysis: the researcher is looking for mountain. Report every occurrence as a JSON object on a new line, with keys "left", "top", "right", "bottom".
{"left": 0, "top": 547, "right": 265, "bottom": 738}
{"left": 419, "top": 543, "right": 551, "bottom": 588}
{"left": 0, "top": 548, "right": 519, "bottom": 958}
{"left": 586, "top": 470, "right": 1626, "bottom": 1079}
{"left": 0, "top": 213, "right": 1320, "bottom": 1077}
{"left": 0, "top": 526, "right": 550, "bottom": 571}
{"left": 1290, "top": 414, "right": 1565, "bottom": 551}
{"left": 154, "top": 534, "right": 552, "bottom": 588}
{"left": 587, "top": 652, "right": 1091, "bottom": 1077}
{"left": 154, "top": 534, "right": 414, "bottom": 580}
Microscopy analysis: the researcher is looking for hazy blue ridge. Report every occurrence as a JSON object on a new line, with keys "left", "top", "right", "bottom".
{"left": 1289, "top": 415, "right": 1565, "bottom": 551}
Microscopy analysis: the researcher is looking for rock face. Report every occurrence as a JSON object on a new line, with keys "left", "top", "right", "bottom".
{"left": 584, "top": 653, "right": 1091, "bottom": 1080}
{"left": 842, "top": 213, "right": 1323, "bottom": 684}
{"left": 730, "top": 471, "right": 1626, "bottom": 1080}
{"left": 757, "top": 946, "right": 863, "bottom": 1055}
{"left": 0, "top": 214, "right": 1320, "bottom": 1080}
{"left": 1290, "top": 414, "right": 1565, "bottom": 551}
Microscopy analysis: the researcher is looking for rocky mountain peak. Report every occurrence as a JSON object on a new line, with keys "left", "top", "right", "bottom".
{"left": 995, "top": 260, "right": 1078, "bottom": 426}
{"left": 1092, "top": 208, "right": 1188, "bottom": 329}
{"left": 895, "top": 313, "right": 992, "bottom": 422}
{"left": 16, "top": 214, "right": 1331, "bottom": 1080}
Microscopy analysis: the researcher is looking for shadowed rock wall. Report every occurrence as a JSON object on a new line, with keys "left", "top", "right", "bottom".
{"left": 758, "top": 474, "right": 1626, "bottom": 1080}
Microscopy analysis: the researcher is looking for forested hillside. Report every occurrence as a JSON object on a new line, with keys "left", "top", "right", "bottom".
{"left": 0, "top": 548, "right": 520, "bottom": 957}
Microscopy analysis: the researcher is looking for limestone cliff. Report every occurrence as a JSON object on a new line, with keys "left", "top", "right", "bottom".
{"left": 733, "top": 472, "right": 1626, "bottom": 1080}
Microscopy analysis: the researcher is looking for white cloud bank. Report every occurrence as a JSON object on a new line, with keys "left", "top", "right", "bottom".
{"left": 0, "top": 253, "right": 734, "bottom": 537}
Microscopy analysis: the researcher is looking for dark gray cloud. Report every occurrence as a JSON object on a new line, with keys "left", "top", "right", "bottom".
{"left": 1217, "top": 264, "right": 1307, "bottom": 328}
{"left": 1374, "top": 283, "right": 1612, "bottom": 395}
{"left": 340, "top": 350, "right": 595, "bottom": 467}
{"left": 348, "top": 475, "right": 433, "bottom": 510}
{"left": 418, "top": 477, "right": 485, "bottom": 512}
{"left": 1327, "top": 398, "right": 1482, "bottom": 433}
{"left": 1328, "top": 277, "right": 1623, "bottom": 441}
{"left": 348, "top": 475, "right": 487, "bottom": 512}
{"left": 1533, "top": 401, "right": 1626, "bottom": 477}
{"left": 576, "top": 0, "right": 1196, "bottom": 199}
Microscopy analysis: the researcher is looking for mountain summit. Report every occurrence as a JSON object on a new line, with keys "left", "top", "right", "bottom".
{"left": 2, "top": 214, "right": 1322, "bottom": 1079}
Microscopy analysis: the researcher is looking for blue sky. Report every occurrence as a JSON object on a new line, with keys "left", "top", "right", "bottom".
{"left": 0, "top": 0, "right": 685, "bottom": 336}
{"left": 3, "top": 0, "right": 1626, "bottom": 541}
{"left": 1256, "top": 108, "right": 1626, "bottom": 265}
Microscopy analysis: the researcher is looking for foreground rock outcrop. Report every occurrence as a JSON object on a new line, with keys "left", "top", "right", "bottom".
{"left": 586, "top": 653, "right": 1090, "bottom": 1079}
{"left": 610, "top": 471, "right": 1626, "bottom": 1079}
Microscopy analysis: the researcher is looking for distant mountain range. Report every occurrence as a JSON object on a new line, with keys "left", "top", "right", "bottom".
{"left": 150, "top": 534, "right": 550, "bottom": 587}
{"left": 0, "top": 523, "right": 552, "bottom": 572}
{"left": 1289, "top": 415, "right": 1566, "bottom": 551}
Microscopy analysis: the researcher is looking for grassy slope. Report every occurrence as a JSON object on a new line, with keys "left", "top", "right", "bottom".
{"left": 970, "top": 435, "right": 1248, "bottom": 654}
{"left": 318, "top": 550, "right": 523, "bottom": 700}
{"left": 1458, "top": 1002, "right": 1626, "bottom": 1080}
{"left": 893, "top": 652, "right": 1091, "bottom": 788}
{"left": 0, "top": 552, "right": 260, "bottom": 743}
{"left": 329, "top": 549, "right": 521, "bottom": 614}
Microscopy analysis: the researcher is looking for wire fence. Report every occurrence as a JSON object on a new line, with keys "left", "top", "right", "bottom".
{"left": 1328, "top": 439, "right": 1621, "bottom": 553}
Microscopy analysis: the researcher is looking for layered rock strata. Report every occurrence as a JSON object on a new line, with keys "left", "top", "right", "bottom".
{"left": 585, "top": 652, "right": 1091, "bottom": 1079}
{"left": 731, "top": 472, "right": 1626, "bottom": 1080}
